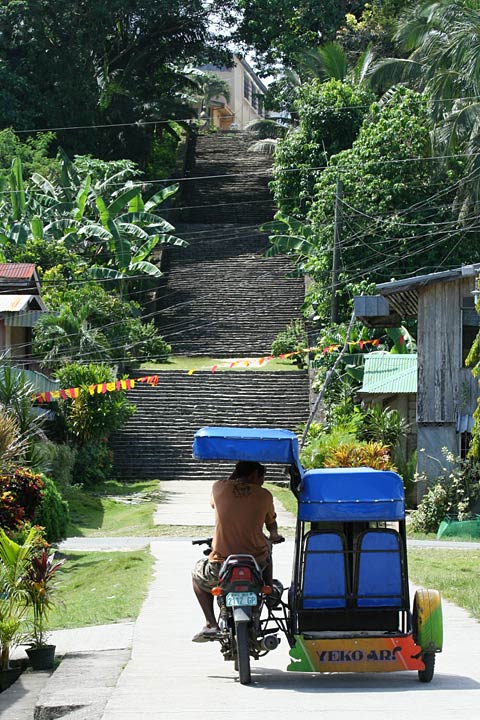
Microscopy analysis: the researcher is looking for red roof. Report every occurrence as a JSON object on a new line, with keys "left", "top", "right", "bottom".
{"left": 0, "top": 263, "right": 37, "bottom": 280}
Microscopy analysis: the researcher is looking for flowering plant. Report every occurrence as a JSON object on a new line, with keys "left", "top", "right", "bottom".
{"left": 26, "top": 549, "right": 65, "bottom": 648}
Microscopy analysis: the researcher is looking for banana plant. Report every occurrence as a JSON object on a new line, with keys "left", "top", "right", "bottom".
{"left": 84, "top": 182, "right": 186, "bottom": 294}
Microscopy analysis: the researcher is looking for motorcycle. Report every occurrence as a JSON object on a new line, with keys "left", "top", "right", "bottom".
{"left": 192, "top": 537, "right": 289, "bottom": 685}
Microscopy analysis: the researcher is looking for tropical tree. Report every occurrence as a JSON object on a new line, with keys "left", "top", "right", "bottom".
{"left": 34, "top": 282, "right": 171, "bottom": 371}
{"left": 220, "top": 1, "right": 355, "bottom": 72}
{"left": 371, "top": 0, "right": 480, "bottom": 215}
{"left": 270, "top": 78, "right": 375, "bottom": 217}
{"left": 0, "top": 154, "right": 187, "bottom": 292}
{"left": 0, "top": 1, "right": 230, "bottom": 163}
{"left": 0, "top": 364, "right": 45, "bottom": 465}
{"left": 267, "top": 87, "right": 478, "bottom": 324}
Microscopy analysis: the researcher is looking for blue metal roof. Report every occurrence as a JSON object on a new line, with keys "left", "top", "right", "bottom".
{"left": 298, "top": 467, "right": 405, "bottom": 521}
{"left": 192, "top": 426, "right": 303, "bottom": 471}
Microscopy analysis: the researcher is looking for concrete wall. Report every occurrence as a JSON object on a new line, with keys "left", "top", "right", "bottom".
{"left": 211, "top": 60, "right": 265, "bottom": 129}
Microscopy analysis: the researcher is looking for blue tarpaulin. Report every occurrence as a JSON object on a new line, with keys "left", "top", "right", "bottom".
{"left": 298, "top": 467, "right": 405, "bottom": 522}
{"left": 192, "top": 426, "right": 303, "bottom": 473}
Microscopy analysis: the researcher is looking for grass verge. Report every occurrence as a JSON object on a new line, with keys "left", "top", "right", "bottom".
{"left": 140, "top": 355, "right": 303, "bottom": 372}
{"left": 49, "top": 549, "right": 154, "bottom": 629}
{"left": 65, "top": 480, "right": 164, "bottom": 537}
{"left": 408, "top": 549, "right": 480, "bottom": 621}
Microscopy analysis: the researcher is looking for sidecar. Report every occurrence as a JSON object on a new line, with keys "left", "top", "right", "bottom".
{"left": 193, "top": 425, "right": 443, "bottom": 682}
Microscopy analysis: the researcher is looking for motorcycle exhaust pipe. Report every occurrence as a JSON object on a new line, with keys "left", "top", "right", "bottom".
{"left": 260, "top": 635, "right": 281, "bottom": 652}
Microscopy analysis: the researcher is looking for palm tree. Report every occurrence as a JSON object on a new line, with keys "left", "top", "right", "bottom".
{"left": 371, "top": 0, "right": 480, "bottom": 214}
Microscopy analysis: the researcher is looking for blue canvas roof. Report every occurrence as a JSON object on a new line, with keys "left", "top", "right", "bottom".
{"left": 192, "top": 426, "right": 303, "bottom": 471}
{"left": 299, "top": 467, "right": 405, "bottom": 521}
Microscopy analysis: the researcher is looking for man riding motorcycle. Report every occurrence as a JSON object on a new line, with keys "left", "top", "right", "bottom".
{"left": 191, "top": 460, "right": 285, "bottom": 642}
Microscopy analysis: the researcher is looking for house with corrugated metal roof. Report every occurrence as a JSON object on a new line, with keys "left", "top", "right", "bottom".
{"left": 0, "top": 263, "right": 47, "bottom": 369}
{"left": 355, "top": 263, "right": 480, "bottom": 493}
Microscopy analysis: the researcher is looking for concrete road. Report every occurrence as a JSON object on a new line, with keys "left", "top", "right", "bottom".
{"left": 100, "top": 539, "right": 480, "bottom": 720}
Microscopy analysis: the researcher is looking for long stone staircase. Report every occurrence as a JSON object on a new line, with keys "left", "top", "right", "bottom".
{"left": 155, "top": 223, "right": 305, "bottom": 356}
{"left": 111, "top": 131, "right": 310, "bottom": 481}
{"left": 110, "top": 370, "right": 309, "bottom": 481}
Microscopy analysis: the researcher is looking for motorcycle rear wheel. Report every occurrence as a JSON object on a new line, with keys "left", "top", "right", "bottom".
{"left": 235, "top": 621, "right": 251, "bottom": 685}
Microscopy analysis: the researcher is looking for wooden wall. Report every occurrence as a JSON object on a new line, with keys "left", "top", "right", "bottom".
{"left": 417, "top": 276, "right": 478, "bottom": 423}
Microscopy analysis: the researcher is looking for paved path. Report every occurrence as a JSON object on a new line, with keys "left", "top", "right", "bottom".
{"left": 4, "top": 481, "right": 479, "bottom": 719}
{"left": 154, "top": 480, "right": 296, "bottom": 527}
{"left": 100, "top": 539, "right": 480, "bottom": 720}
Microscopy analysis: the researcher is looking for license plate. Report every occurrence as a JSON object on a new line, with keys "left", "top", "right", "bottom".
{"left": 226, "top": 592, "right": 258, "bottom": 607}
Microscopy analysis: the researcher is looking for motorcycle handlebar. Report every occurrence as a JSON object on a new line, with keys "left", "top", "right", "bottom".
{"left": 192, "top": 537, "right": 213, "bottom": 546}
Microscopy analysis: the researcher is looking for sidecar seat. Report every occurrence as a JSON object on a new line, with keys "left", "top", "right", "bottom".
{"left": 302, "top": 531, "right": 347, "bottom": 609}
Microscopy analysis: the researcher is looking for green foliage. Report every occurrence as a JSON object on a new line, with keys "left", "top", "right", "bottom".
{"left": 145, "top": 130, "right": 182, "bottom": 181}
{"left": 25, "top": 547, "right": 65, "bottom": 647}
{"left": 300, "top": 426, "right": 358, "bottom": 469}
{"left": 34, "top": 476, "right": 69, "bottom": 543}
{"left": 358, "top": 404, "right": 409, "bottom": 449}
{"left": 0, "top": 150, "right": 184, "bottom": 278}
{"left": 271, "top": 79, "right": 374, "bottom": 217}
{"left": 0, "top": 1, "right": 222, "bottom": 164}
{"left": 411, "top": 455, "right": 480, "bottom": 533}
{"left": 0, "top": 467, "right": 45, "bottom": 533}
{"left": 229, "top": 1, "right": 350, "bottom": 71}
{"left": 271, "top": 319, "right": 308, "bottom": 367}
{"left": 300, "top": 426, "right": 395, "bottom": 470}
{"left": 297, "top": 87, "right": 477, "bottom": 323}
{"left": 0, "top": 526, "right": 40, "bottom": 669}
{"left": 34, "top": 281, "right": 171, "bottom": 371}
{"left": 372, "top": 0, "right": 480, "bottom": 214}
{"left": 34, "top": 442, "right": 77, "bottom": 490}
{"left": 337, "top": 1, "right": 410, "bottom": 59}
{"left": 465, "top": 316, "right": 480, "bottom": 460}
{"left": 410, "top": 484, "right": 450, "bottom": 534}
{"left": 73, "top": 443, "right": 114, "bottom": 487}
{"left": 53, "top": 364, "right": 135, "bottom": 449}
{"left": 0, "top": 129, "right": 58, "bottom": 180}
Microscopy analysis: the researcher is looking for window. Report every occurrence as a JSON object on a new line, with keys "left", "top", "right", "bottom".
{"left": 243, "top": 75, "right": 250, "bottom": 101}
{"left": 461, "top": 296, "right": 479, "bottom": 366}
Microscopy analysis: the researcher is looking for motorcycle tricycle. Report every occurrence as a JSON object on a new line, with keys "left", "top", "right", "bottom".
{"left": 192, "top": 426, "right": 443, "bottom": 685}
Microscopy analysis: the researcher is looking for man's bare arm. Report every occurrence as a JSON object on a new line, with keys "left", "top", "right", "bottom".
{"left": 266, "top": 520, "right": 285, "bottom": 543}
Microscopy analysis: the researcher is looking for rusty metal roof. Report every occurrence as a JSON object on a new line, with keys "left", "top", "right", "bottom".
{"left": 0, "top": 263, "right": 36, "bottom": 280}
{"left": 0, "top": 294, "right": 46, "bottom": 312}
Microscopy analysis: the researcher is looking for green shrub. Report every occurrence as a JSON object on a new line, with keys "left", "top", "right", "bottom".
{"left": 358, "top": 405, "right": 409, "bottom": 450}
{"left": 300, "top": 426, "right": 358, "bottom": 469}
{"left": 73, "top": 442, "right": 113, "bottom": 487}
{"left": 35, "top": 475, "right": 69, "bottom": 542}
{"left": 410, "top": 454, "right": 480, "bottom": 533}
{"left": 410, "top": 484, "right": 449, "bottom": 534}
{"left": 271, "top": 320, "right": 308, "bottom": 367}
{"left": 35, "top": 442, "right": 77, "bottom": 489}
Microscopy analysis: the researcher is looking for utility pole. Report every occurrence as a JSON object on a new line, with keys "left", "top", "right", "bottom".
{"left": 331, "top": 177, "right": 343, "bottom": 324}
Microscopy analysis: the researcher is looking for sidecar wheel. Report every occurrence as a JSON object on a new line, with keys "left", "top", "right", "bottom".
{"left": 235, "top": 621, "right": 251, "bottom": 685}
{"left": 418, "top": 652, "right": 435, "bottom": 683}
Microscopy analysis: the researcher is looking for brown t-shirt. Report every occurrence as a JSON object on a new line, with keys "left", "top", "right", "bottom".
{"left": 209, "top": 479, "right": 277, "bottom": 565}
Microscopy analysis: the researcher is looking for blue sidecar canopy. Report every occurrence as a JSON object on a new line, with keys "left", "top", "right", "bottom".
{"left": 193, "top": 426, "right": 303, "bottom": 473}
{"left": 299, "top": 467, "right": 405, "bottom": 521}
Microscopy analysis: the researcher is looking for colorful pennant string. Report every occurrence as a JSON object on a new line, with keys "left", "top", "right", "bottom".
{"left": 33, "top": 338, "right": 381, "bottom": 401}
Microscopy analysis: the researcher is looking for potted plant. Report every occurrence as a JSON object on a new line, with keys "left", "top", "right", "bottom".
{"left": 0, "top": 526, "right": 38, "bottom": 690}
{"left": 25, "top": 547, "right": 65, "bottom": 670}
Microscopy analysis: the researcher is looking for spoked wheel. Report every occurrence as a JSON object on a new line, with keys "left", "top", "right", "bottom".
{"left": 234, "top": 621, "right": 251, "bottom": 685}
{"left": 418, "top": 652, "right": 435, "bottom": 683}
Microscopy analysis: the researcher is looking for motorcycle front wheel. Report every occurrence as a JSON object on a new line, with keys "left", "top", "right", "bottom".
{"left": 234, "top": 621, "right": 251, "bottom": 685}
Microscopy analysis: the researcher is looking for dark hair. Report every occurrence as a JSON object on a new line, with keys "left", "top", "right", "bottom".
{"left": 230, "top": 461, "right": 266, "bottom": 480}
